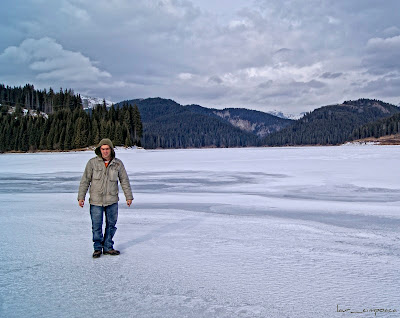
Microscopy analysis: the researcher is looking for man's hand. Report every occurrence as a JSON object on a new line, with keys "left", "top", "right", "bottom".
{"left": 127, "top": 200, "right": 133, "bottom": 207}
{"left": 78, "top": 200, "right": 85, "bottom": 208}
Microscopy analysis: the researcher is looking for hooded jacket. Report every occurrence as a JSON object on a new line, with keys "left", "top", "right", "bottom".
{"left": 78, "top": 139, "right": 133, "bottom": 206}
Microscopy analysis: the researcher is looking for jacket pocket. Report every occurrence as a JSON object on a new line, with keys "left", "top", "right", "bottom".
{"left": 108, "top": 168, "right": 119, "bottom": 195}
{"left": 109, "top": 169, "right": 118, "bottom": 181}
{"left": 91, "top": 169, "right": 103, "bottom": 193}
{"left": 93, "top": 169, "right": 103, "bottom": 180}
{"left": 108, "top": 181, "right": 118, "bottom": 195}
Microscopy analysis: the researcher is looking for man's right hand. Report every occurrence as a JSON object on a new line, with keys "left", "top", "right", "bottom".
{"left": 78, "top": 200, "right": 85, "bottom": 208}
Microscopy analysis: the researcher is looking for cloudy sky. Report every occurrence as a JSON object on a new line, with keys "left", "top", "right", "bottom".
{"left": 1, "top": 0, "right": 400, "bottom": 114}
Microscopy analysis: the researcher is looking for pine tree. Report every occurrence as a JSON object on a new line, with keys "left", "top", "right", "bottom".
{"left": 64, "top": 119, "right": 73, "bottom": 150}
{"left": 74, "top": 117, "right": 85, "bottom": 149}
{"left": 100, "top": 120, "right": 107, "bottom": 139}
{"left": 114, "top": 122, "right": 123, "bottom": 146}
{"left": 38, "top": 130, "right": 45, "bottom": 150}
{"left": 27, "top": 117, "right": 36, "bottom": 151}
{"left": 125, "top": 135, "right": 132, "bottom": 147}
{"left": 47, "top": 124, "right": 55, "bottom": 150}
{"left": 92, "top": 119, "right": 100, "bottom": 145}
{"left": 58, "top": 126, "right": 66, "bottom": 150}
{"left": 132, "top": 105, "right": 143, "bottom": 145}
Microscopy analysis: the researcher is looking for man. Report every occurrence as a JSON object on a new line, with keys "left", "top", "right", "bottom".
{"left": 78, "top": 138, "right": 133, "bottom": 258}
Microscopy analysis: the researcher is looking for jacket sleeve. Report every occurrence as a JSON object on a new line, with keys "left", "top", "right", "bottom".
{"left": 118, "top": 161, "right": 134, "bottom": 201}
{"left": 77, "top": 160, "right": 93, "bottom": 201}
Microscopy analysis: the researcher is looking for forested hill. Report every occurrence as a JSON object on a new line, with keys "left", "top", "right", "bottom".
{"left": 0, "top": 84, "right": 143, "bottom": 152}
{"left": 185, "top": 105, "right": 293, "bottom": 137}
{"left": 116, "top": 98, "right": 263, "bottom": 148}
{"left": 3, "top": 82, "right": 400, "bottom": 151}
{"left": 264, "top": 99, "right": 400, "bottom": 146}
{"left": 0, "top": 83, "right": 83, "bottom": 113}
{"left": 351, "top": 112, "right": 400, "bottom": 141}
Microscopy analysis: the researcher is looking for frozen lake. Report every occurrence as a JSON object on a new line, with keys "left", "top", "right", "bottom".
{"left": 0, "top": 145, "right": 399, "bottom": 317}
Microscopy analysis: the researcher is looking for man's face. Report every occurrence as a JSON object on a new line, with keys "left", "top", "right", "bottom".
{"left": 100, "top": 145, "right": 111, "bottom": 160}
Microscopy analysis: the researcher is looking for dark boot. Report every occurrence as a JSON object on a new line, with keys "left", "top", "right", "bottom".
{"left": 103, "top": 249, "right": 120, "bottom": 255}
{"left": 92, "top": 250, "right": 102, "bottom": 258}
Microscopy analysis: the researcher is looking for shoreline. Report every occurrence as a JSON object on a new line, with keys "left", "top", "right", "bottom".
{"left": 1, "top": 142, "right": 400, "bottom": 155}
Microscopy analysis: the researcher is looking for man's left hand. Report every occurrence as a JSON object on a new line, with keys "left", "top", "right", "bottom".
{"left": 127, "top": 200, "right": 133, "bottom": 207}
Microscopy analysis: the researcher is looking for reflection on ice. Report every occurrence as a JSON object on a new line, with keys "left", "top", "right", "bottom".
{"left": 1, "top": 169, "right": 398, "bottom": 204}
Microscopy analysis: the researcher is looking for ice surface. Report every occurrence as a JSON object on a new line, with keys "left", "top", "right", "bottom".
{"left": 0, "top": 145, "right": 400, "bottom": 317}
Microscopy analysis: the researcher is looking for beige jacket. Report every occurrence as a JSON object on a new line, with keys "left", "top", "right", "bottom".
{"left": 78, "top": 139, "right": 133, "bottom": 206}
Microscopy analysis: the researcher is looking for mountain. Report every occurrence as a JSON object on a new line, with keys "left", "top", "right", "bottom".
{"left": 81, "top": 96, "right": 114, "bottom": 109}
{"left": 264, "top": 99, "right": 400, "bottom": 146}
{"left": 115, "top": 98, "right": 281, "bottom": 148}
{"left": 185, "top": 104, "right": 293, "bottom": 137}
{"left": 267, "top": 110, "right": 306, "bottom": 120}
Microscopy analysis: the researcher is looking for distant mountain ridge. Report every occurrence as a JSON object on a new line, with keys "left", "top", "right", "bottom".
{"left": 116, "top": 97, "right": 400, "bottom": 148}
{"left": 5, "top": 82, "right": 400, "bottom": 150}
{"left": 81, "top": 96, "right": 113, "bottom": 109}
{"left": 115, "top": 97, "right": 293, "bottom": 148}
{"left": 267, "top": 110, "right": 306, "bottom": 120}
{"left": 184, "top": 104, "right": 293, "bottom": 137}
{"left": 116, "top": 98, "right": 266, "bottom": 148}
{"left": 264, "top": 98, "right": 400, "bottom": 146}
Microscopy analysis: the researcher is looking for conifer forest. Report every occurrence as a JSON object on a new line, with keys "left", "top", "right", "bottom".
{"left": 0, "top": 84, "right": 143, "bottom": 152}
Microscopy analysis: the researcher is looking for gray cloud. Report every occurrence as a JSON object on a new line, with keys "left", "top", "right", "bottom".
{"left": 363, "top": 35, "right": 400, "bottom": 74}
{"left": 383, "top": 26, "right": 400, "bottom": 37}
{"left": 1, "top": 0, "right": 400, "bottom": 113}
{"left": 0, "top": 37, "right": 111, "bottom": 84}
{"left": 258, "top": 80, "right": 326, "bottom": 99}
{"left": 360, "top": 76, "right": 400, "bottom": 98}
{"left": 208, "top": 76, "right": 223, "bottom": 84}
{"left": 320, "top": 72, "right": 343, "bottom": 79}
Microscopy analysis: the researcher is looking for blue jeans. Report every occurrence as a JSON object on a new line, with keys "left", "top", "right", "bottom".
{"left": 90, "top": 203, "right": 118, "bottom": 251}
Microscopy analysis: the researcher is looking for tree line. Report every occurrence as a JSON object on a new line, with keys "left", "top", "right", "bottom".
{"left": 264, "top": 99, "right": 400, "bottom": 146}
{"left": 3, "top": 84, "right": 398, "bottom": 152}
{"left": 0, "top": 83, "right": 83, "bottom": 114}
{"left": 120, "top": 98, "right": 261, "bottom": 149}
{"left": 141, "top": 111, "right": 260, "bottom": 148}
{"left": 0, "top": 84, "right": 143, "bottom": 153}
{"left": 351, "top": 112, "right": 400, "bottom": 140}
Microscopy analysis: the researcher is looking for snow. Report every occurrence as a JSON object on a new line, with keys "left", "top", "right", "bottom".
{"left": 7, "top": 106, "right": 48, "bottom": 119}
{"left": 0, "top": 145, "right": 400, "bottom": 317}
{"left": 343, "top": 141, "right": 379, "bottom": 146}
{"left": 267, "top": 110, "right": 306, "bottom": 120}
{"left": 81, "top": 96, "right": 114, "bottom": 109}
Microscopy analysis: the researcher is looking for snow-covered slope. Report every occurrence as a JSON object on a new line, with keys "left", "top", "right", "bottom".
{"left": 81, "top": 96, "right": 114, "bottom": 109}
{"left": 267, "top": 109, "right": 306, "bottom": 120}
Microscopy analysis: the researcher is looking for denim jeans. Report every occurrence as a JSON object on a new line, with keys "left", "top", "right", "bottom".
{"left": 90, "top": 202, "right": 118, "bottom": 251}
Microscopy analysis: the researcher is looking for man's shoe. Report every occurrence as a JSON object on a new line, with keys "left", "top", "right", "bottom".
{"left": 103, "top": 249, "right": 120, "bottom": 255}
{"left": 92, "top": 250, "right": 102, "bottom": 258}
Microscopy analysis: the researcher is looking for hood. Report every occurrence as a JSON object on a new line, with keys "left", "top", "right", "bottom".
{"left": 95, "top": 138, "right": 115, "bottom": 159}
